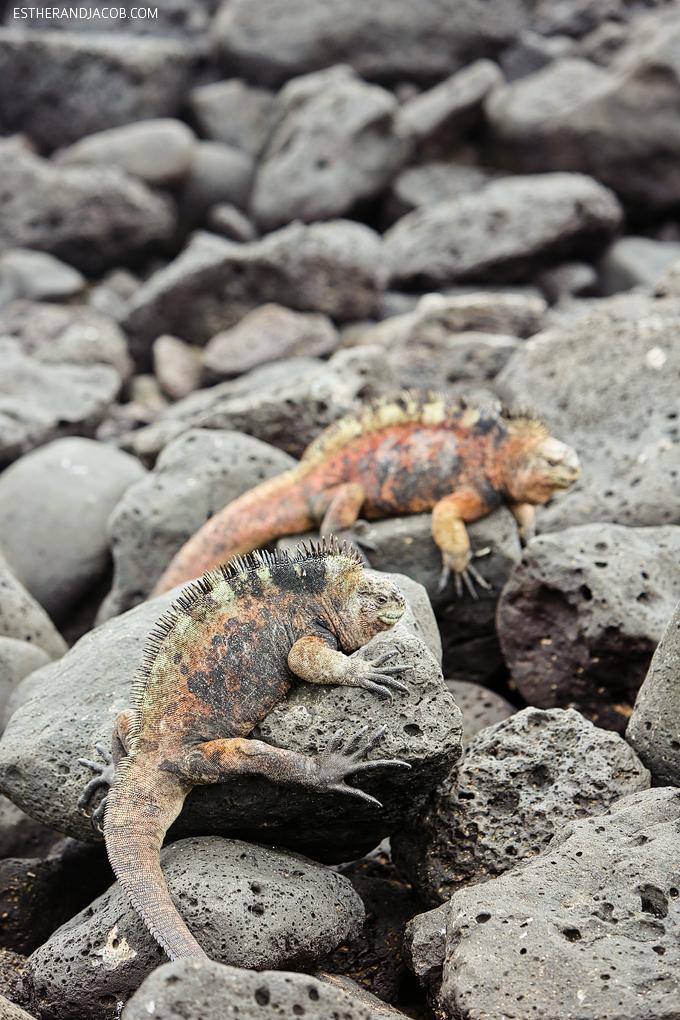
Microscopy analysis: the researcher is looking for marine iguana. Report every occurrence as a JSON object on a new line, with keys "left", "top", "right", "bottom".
{"left": 152, "top": 390, "right": 580, "bottom": 599}
{"left": 79, "top": 541, "right": 410, "bottom": 961}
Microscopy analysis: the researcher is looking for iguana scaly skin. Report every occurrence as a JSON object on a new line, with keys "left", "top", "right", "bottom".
{"left": 152, "top": 390, "right": 580, "bottom": 599}
{"left": 78, "top": 542, "right": 409, "bottom": 961}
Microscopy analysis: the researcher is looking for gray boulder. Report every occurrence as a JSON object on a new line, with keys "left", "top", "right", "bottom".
{"left": 0, "top": 548, "right": 67, "bottom": 660}
{"left": 0, "top": 437, "right": 145, "bottom": 623}
{"left": 0, "top": 638, "right": 50, "bottom": 735}
{"left": 384, "top": 162, "right": 502, "bottom": 225}
{"left": 0, "top": 250, "right": 85, "bottom": 307}
{"left": 25, "top": 838, "right": 364, "bottom": 1020}
{"left": 212, "top": 0, "right": 528, "bottom": 87}
{"left": 0, "top": 137, "right": 175, "bottom": 275}
{"left": 486, "top": 7, "right": 680, "bottom": 209}
{"left": 392, "top": 706, "right": 649, "bottom": 906}
{"left": 251, "top": 66, "right": 408, "bottom": 231}
{"left": 0, "top": 299, "right": 133, "bottom": 380}
{"left": 414, "top": 787, "right": 680, "bottom": 1020}
{"left": 124, "top": 345, "right": 395, "bottom": 461}
{"left": 385, "top": 331, "right": 521, "bottom": 390}
{"left": 0, "top": 338, "right": 121, "bottom": 468}
{"left": 121, "top": 221, "right": 386, "bottom": 359}
{"left": 445, "top": 680, "right": 515, "bottom": 748}
{"left": 395, "top": 59, "right": 503, "bottom": 151}
{"left": 55, "top": 118, "right": 197, "bottom": 188}
{"left": 497, "top": 523, "right": 680, "bottom": 732}
{"left": 384, "top": 172, "right": 622, "bottom": 288}
{"left": 627, "top": 599, "right": 680, "bottom": 786}
{"left": 189, "top": 79, "right": 279, "bottom": 157}
{"left": 122, "top": 958, "right": 409, "bottom": 1020}
{"left": 202, "top": 303, "right": 339, "bottom": 380}
{"left": 495, "top": 292, "right": 680, "bottom": 531}
{"left": 177, "top": 141, "right": 255, "bottom": 227}
{"left": 98, "top": 429, "right": 296, "bottom": 622}
{"left": 0, "top": 28, "right": 195, "bottom": 151}
{"left": 599, "top": 236, "right": 680, "bottom": 295}
{"left": 0, "top": 572, "right": 461, "bottom": 860}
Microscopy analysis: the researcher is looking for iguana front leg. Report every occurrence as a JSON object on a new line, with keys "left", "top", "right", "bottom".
{"left": 431, "top": 488, "right": 494, "bottom": 599}
{"left": 175, "top": 726, "right": 409, "bottom": 807}
{"left": 510, "top": 502, "right": 536, "bottom": 545}
{"left": 288, "top": 636, "right": 408, "bottom": 700}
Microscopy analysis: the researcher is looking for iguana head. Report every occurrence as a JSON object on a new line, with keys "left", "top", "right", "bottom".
{"left": 505, "top": 433, "right": 581, "bottom": 505}
{"left": 330, "top": 566, "right": 407, "bottom": 652}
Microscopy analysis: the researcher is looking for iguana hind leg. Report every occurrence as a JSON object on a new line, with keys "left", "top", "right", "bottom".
{"left": 174, "top": 728, "right": 409, "bottom": 807}
{"left": 314, "top": 483, "right": 376, "bottom": 559}
{"left": 78, "top": 709, "right": 135, "bottom": 828}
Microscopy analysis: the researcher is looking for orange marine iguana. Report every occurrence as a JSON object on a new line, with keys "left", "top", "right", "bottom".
{"left": 152, "top": 390, "right": 580, "bottom": 599}
{"left": 78, "top": 541, "right": 410, "bottom": 961}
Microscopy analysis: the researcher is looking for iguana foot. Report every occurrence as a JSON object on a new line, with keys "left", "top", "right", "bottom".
{"left": 345, "top": 650, "right": 409, "bottom": 700}
{"left": 312, "top": 725, "right": 410, "bottom": 806}
{"left": 437, "top": 548, "right": 493, "bottom": 599}
{"left": 78, "top": 743, "right": 116, "bottom": 830}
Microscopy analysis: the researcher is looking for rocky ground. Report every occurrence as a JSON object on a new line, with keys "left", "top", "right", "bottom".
{"left": 1, "top": 0, "right": 680, "bottom": 1017}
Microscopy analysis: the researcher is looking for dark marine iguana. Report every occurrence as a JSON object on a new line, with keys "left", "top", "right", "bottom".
{"left": 152, "top": 390, "right": 580, "bottom": 599}
{"left": 79, "top": 541, "right": 410, "bottom": 961}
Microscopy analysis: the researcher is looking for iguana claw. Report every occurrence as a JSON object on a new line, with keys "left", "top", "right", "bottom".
{"left": 78, "top": 743, "right": 116, "bottom": 830}
{"left": 347, "top": 649, "right": 409, "bottom": 700}
{"left": 438, "top": 548, "right": 493, "bottom": 599}
{"left": 314, "top": 725, "right": 410, "bottom": 805}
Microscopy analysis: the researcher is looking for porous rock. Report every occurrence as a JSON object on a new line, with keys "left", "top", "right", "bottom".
{"left": 122, "top": 958, "right": 409, "bottom": 1020}
{"left": 0, "top": 638, "right": 50, "bottom": 734}
{"left": 127, "top": 345, "right": 395, "bottom": 461}
{"left": 251, "top": 66, "right": 408, "bottom": 231}
{"left": 0, "top": 299, "right": 133, "bottom": 379}
{"left": 392, "top": 706, "right": 650, "bottom": 907}
{"left": 189, "top": 78, "right": 279, "bottom": 157}
{"left": 385, "top": 331, "right": 520, "bottom": 390}
{"left": 98, "top": 429, "right": 296, "bottom": 622}
{"left": 384, "top": 172, "right": 622, "bottom": 288}
{"left": 121, "top": 221, "right": 386, "bottom": 358}
{"left": 445, "top": 680, "right": 515, "bottom": 748}
{"left": 495, "top": 292, "right": 680, "bottom": 531}
{"left": 0, "top": 137, "right": 175, "bottom": 275}
{"left": 0, "top": 438, "right": 146, "bottom": 623}
{"left": 0, "top": 337, "right": 121, "bottom": 469}
{"left": 25, "top": 838, "right": 364, "bottom": 1020}
{"left": 0, "top": 28, "right": 195, "bottom": 151}
{"left": 0, "top": 992, "right": 34, "bottom": 1020}
{"left": 395, "top": 59, "right": 503, "bottom": 149}
{"left": 0, "top": 572, "right": 461, "bottom": 860}
{"left": 56, "top": 118, "right": 197, "bottom": 188}
{"left": 0, "top": 549, "right": 67, "bottom": 660}
{"left": 0, "top": 250, "right": 85, "bottom": 307}
{"left": 212, "top": 0, "right": 528, "bottom": 87}
{"left": 0, "top": 952, "right": 30, "bottom": 1015}
{"left": 0, "top": 838, "right": 113, "bottom": 956}
{"left": 486, "top": 7, "right": 680, "bottom": 210}
{"left": 419, "top": 787, "right": 680, "bottom": 1020}
{"left": 202, "top": 303, "right": 339, "bottom": 380}
{"left": 497, "top": 523, "right": 680, "bottom": 731}
{"left": 627, "top": 598, "right": 680, "bottom": 786}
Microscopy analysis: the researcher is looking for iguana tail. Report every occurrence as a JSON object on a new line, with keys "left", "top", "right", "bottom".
{"left": 151, "top": 466, "right": 313, "bottom": 597}
{"left": 103, "top": 760, "right": 204, "bottom": 960}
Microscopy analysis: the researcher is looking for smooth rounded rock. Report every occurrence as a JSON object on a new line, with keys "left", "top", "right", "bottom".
{"left": 56, "top": 119, "right": 197, "bottom": 188}
{"left": 152, "top": 334, "right": 201, "bottom": 402}
{"left": 25, "top": 838, "right": 364, "bottom": 1020}
{"left": 0, "top": 638, "right": 50, "bottom": 735}
{"left": 384, "top": 172, "right": 622, "bottom": 289}
{"left": 392, "top": 707, "right": 650, "bottom": 907}
{"left": 0, "top": 250, "right": 85, "bottom": 307}
{"left": 0, "top": 438, "right": 146, "bottom": 623}
{"left": 178, "top": 141, "right": 255, "bottom": 228}
{"left": 203, "top": 303, "right": 339, "bottom": 379}
{"left": 0, "top": 549, "right": 67, "bottom": 660}
{"left": 189, "top": 79, "right": 279, "bottom": 157}
{"left": 0, "top": 337, "right": 121, "bottom": 469}
{"left": 0, "top": 573, "right": 461, "bottom": 859}
{"left": 627, "top": 598, "right": 680, "bottom": 786}
{"left": 98, "top": 429, "right": 296, "bottom": 622}
{"left": 206, "top": 203, "right": 258, "bottom": 243}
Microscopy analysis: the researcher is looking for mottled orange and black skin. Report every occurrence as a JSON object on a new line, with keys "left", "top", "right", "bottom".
{"left": 152, "top": 391, "right": 581, "bottom": 599}
{"left": 78, "top": 543, "right": 410, "bottom": 962}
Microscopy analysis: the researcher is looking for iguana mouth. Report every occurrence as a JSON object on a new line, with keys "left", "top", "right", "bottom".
{"left": 379, "top": 610, "right": 404, "bottom": 624}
